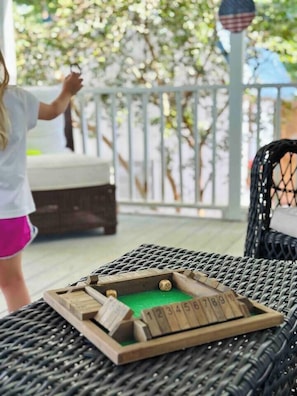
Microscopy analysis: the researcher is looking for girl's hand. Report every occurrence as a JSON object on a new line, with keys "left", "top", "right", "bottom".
{"left": 38, "top": 72, "right": 84, "bottom": 120}
{"left": 63, "top": 72, "right": 83, "bottom": 96}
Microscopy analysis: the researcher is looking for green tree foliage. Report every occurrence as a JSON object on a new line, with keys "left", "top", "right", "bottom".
{"left": 13, "top": 0, "right": 225, "bottom": 85}
{"left": 251, "top": 0, "right": 297, "bottom": 79}
{"left": 13, "top": 0, "right": 297, "bottom": 85}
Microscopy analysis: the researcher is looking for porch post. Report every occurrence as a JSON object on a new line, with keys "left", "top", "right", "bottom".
{"left": 225, "top": 32, "right": 245, "bottom": 220}
{"left": 0, "top": 0, "right": 17, "bottom": 84}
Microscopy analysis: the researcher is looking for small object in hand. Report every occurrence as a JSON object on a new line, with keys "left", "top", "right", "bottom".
{"left": 70, "top": 63, "right": 82, "bottom": 74}
{"left": 159, "top": 279, "right": 172, "bottom": 291}
{"left": 106, "top": 289, "right": 117, "bottom": 298}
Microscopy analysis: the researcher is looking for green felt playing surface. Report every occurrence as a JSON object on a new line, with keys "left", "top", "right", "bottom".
{"left": 118, "top": 288, "right": 192, "bottom": 318}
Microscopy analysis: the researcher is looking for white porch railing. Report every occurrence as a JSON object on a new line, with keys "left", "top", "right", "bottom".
{"left": 74, "top": 82, "right": 297, "bottom": 220}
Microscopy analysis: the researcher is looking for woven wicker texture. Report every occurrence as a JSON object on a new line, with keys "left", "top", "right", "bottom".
{"left": 245, "top": 139, "right": 297, "bottom": 259}
{"left": 0, "top": 243, "right": 296, "bottom": 396}
{"left": 31, "top": 184, "right": 117, "bottom": 235}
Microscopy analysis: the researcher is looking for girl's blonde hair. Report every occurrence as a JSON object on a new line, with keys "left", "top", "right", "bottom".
{"left": 0, "top": 50, "right": 10, "bottom": 150}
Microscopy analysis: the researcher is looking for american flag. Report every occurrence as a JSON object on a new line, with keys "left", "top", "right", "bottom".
{"left": 219, "top": 0, "right": 256, "bottom": 33}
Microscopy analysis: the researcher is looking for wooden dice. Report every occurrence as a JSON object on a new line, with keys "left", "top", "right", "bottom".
{"left": 106, "top": 289, "right": 118, "bottom": 298}
{"left": 159, "top": 279, "right": 172, "bottom": 291}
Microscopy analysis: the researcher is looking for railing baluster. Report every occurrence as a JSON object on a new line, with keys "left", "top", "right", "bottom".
{"left": 160, "top": 92, "right": 166, "bottom": 202}
{"left": 193, "top": 89, "right": 200, "bottom": 203}
{"left": 95, "top": 95, "right": 102, "bottom": 157}
{"left": 274, "top": 87, "right": 282, "bottom": 140}
{"left": 256, "top": 87, "right": 261, "bottom": 150}
{"left": 142, "top": 93, "right": 149, "bottom": 200}
{"left": 127, "top": 93, "right": 134, "bottom": 199}
{"left": 211, "top": 88, "right": 218, "bottom": 206}
{"left": 176, "top": 91, "right": 183, "bottom": 202}
{"left": 111, "top": 93, "right": 118, "bottom": 187}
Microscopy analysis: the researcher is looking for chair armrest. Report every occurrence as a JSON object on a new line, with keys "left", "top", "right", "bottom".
{"left": 244, "top": 139, "right": 297, "bottom": 257}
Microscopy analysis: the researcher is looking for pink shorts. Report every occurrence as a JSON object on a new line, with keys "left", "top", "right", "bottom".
{"left": 0, "top": 216, "right": 38, "bottom": 259}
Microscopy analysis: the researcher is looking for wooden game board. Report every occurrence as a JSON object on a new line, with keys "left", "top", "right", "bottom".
{"left": 44, "top": 268, "right": 284, "bottom": 365}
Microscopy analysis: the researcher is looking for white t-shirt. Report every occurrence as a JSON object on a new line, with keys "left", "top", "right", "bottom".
{"left": 0, "top": 86, "right": 39, "bottom": 219}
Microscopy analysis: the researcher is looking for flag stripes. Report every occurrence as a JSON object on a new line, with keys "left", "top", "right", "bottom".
{"left": 218, "top": 0, "right": 256, "bottom": 33}
{"left": 219, "top": 12, "right": 255, "bottom": 33}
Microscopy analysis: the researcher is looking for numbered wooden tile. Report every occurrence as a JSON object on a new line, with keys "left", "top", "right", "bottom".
{"left": 199, "top": 297, "right": 218, "bottom": 324}
{"left": 163, "top": 304, "right": 182, "bottom": 332}
{"left": 217, "top": 293, "right": 238, "bottom": 320}
{"left": 170, "top": 303, "right": 191, "bottom": 330}
{"left": 223, "top": 291, "right": 244, "bottom": 318}
{"left": 190, "top": 299, "right": 209, "bottom": 326}
{"left": 208, "top": 295, "right": 227, "bottom": 322}
{"left": 152, "top": 306, "right": 172, "bottom": 335}
{"left": 181, "top": 301, "right": 201, "bottom": 328}
{"left": 141, "top": 309, "right": 162, "bottom": 337}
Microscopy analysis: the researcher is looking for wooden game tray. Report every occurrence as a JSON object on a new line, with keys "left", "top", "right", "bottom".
{"left": 44, "top": 268, "right": 284, "bottom": 365}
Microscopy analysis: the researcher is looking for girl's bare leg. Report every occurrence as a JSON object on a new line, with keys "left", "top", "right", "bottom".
{"left": 0, "top": 252, "right": 30, "bottom": 312}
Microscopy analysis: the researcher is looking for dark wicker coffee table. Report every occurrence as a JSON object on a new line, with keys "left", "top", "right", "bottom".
{"left": 0, "top": 244, "right": 296, "bottom": 395}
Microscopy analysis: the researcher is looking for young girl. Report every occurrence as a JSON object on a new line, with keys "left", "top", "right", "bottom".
{"left": 0, "top": 50, "right": 83, "bottom": 312}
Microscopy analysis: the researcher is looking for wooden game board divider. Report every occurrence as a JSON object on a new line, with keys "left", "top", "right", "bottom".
{"left": 172, "top": 271, "right": 232, "bottom": 297}
{"left": 133, "top": 319, "right": 152, "bottom": 341}
{"left": 94, "top": 270, "right": 175, "bottom": 296}
{"left": 85, "top": 285, "right": 107, "bottom": 304}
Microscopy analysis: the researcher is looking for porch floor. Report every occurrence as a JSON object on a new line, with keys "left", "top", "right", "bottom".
{"left": 0, "top": 213, "right": 248, "bottom": 317}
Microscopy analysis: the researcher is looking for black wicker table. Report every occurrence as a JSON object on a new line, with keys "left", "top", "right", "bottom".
{"left": 1, "top": 244, "right": 297, "bottom": 396}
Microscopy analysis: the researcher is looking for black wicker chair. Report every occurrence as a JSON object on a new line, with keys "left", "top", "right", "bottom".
{"left": 244, "top": 139, "right": 297, "bottom": 260}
